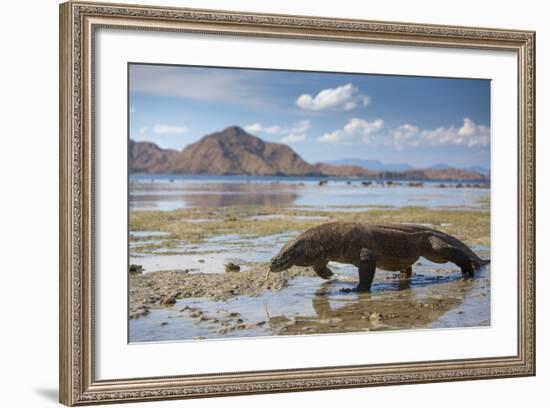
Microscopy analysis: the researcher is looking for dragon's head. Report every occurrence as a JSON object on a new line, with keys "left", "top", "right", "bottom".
{"left": 269, "top": 238, "right": 307, "bottom": 272}
{"left": 270, "top": 235, "right": 325, "bottom": 273}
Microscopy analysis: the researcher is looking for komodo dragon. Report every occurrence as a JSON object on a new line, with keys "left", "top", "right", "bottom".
{"left": 268, "top": 222, "right": 489, "bottom": 292}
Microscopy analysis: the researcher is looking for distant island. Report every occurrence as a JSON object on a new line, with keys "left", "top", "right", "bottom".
{"left": 130, "top": 126, "right": 489, "bottom": 182}
{"left": 325, "top": 158, "right": 413, "bottom": 172}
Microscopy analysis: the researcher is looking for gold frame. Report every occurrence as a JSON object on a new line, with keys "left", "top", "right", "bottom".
{"left": 59, "top": 1, "right": 536, "bottom": 405}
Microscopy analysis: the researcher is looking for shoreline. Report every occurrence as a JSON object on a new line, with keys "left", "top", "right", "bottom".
{"left": 129, "top": 173, "right": 491, "bottom": 184}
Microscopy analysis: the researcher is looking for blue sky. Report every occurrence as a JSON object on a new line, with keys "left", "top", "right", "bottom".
{"left": 129, "top": 63, "right": 490, "bottom": 168}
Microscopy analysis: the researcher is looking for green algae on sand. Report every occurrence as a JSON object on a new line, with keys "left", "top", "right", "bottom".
{"left": 129, "top": 205, "right": 490, "bottom": 251}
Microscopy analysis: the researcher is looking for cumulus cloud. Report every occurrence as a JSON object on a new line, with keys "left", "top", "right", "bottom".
{"left": 296, "top": 83, "right": 370, "bottom": 111}
{"left": 245, "top": 119, "right": 311, "bottom": 143}
{"left": 318, "top": 117, "right": 490, "bottom": 148}
{"left": 318, "top": 118, "right": 384, "bottom": 144}
{"left": 152, "top": 124, "right": 188, "bottom": 134}
{"left": 391, "top": 118, "right": 490, "bottom": 149}
{"left": 391, "top": 124, "right": 421, "bottom": 149}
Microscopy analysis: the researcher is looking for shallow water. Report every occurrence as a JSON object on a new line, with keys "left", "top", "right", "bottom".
{"left": 129, "top": 231, "right": 171, "bottom": 238}
{"left": 130, "top": 231, "right": 299, "bottom": 274}
{"left": 130, "top": 175, "right": 489, "bottom": 212}
{"left": 129, "top": 250, "right": 490, "bottom": 342}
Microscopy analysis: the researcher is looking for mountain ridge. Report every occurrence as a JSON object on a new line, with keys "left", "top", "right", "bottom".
{"left": 130, "top": 126, "right": 489, "bottom": 181}
{"left": 326, "top": 158, "right": 412, "bottom": 172}
{"left": 328, "top": 158, "right": 489, "bottom": 176}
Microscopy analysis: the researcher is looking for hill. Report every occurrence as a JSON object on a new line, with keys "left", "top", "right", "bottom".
{"left": 130, "top": 126, "right": 320, "bottom": 176}
{"left": 326, "top": 158, "right": 412, "bottom": 172}
{"left": 130, "top": 126, "right": 488, "bottom": 181}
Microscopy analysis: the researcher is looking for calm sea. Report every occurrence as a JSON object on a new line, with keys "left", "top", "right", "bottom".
{"left": 129, "top": 174, "right": 489, "bottom": 211}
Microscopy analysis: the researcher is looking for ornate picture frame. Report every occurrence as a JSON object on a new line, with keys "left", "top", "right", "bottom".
{"left": 59, "top": 1, "right": 535, "bottom": 405}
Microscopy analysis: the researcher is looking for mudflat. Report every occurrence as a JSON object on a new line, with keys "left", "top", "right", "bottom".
{"left": 129, "top": 199, "right": 490, "bottom": 342}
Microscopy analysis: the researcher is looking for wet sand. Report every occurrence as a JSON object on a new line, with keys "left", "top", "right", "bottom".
{"left": 129, "top": 260, "right": 490, "bottom": 342}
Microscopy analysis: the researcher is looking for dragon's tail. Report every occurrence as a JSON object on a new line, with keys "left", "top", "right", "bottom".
{"left": 477, "top": 258, "right": 491, "bottom": 267}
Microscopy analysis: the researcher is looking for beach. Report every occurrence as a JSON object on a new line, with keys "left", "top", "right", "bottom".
{"left": 128, "top": 175, "right": 490, "bottom": 342}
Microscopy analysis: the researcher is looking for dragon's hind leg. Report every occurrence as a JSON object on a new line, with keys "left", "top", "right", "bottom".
{"left": 427, "top": 236, "right": 474, "bottom": 278}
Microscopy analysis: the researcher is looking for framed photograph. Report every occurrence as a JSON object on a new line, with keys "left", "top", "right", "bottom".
{"left": 59, "top": 1, "right": 536, "bottom": 405}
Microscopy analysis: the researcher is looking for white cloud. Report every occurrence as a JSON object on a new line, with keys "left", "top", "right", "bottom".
{"left": 391, "top": 124, "right": 421, "bottom": 149}
{"left": 244, "top": 123, "right": 283, "bottom": 134}
{"left": 245, "top": 119, "right": 311, "bottom": 143}
{"left": 392, "top": 118, "right": 490, "bottom": 149}
{"left": 318, "top": 118, "right": 384, "bottom": 144}
{"left": 290, "top": 119, "right": 311, "bottom": 134}
{"left": 152, "top": 124, "right": 188, "bottom": 134}
{"left": 281, "top": 134, "right": 307, "bottom": 143}
{"left": 318, "top": 117, "right": 489, "bottom": 148}
{"left": 296, "top": 83, "right": 370, "bottom": 111}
